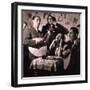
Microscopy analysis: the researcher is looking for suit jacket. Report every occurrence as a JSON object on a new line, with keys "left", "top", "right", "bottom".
{"left": 65, "top": 39, "right": 80, "bottom": 74}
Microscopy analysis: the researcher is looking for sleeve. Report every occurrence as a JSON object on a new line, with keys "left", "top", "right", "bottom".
{"left": 56, "top": 23, "right": 68, "bottom": 34}
{"left": 49, "top": 39, "right": 56, "bottom": 50}
{"left": 23, "top": 28, "right": 37, "bottom": 47}
{"left": 42, "top": 25, "right": 48, "bottom": 36}
{"left": 62, "top": 41, "right": 72, "bottom": 58}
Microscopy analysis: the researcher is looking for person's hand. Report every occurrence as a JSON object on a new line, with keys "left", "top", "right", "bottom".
{"left": 32, "top": 38, "right": 43, "bottom": 44}
{"left": 47, "top": 30, "right": 51, "bottom": 36}
{"left": 55, "top": 33, "right": 62, "bottom": 41}
{"left": 36, "top": 39, "right": 43, "bottom": 45}
{"left": 49, "top": 39, "right": 56, "bottom": 50}
{"left": 74, "top": 39, "right": 79, "bottom": 46}
{"left": 62, "top": 49, "right": 70, "bottom": 56}
{"left": 53, "top": 21, "right": 57, "bottom": 26}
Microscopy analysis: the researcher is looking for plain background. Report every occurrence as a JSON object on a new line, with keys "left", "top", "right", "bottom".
{"left": 0, "top": 0, "right": 89, "bottom": 89}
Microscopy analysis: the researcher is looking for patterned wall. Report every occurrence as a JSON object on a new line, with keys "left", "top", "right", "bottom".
{"left": 22, "top": 10, "right": 80, "bottom": 31}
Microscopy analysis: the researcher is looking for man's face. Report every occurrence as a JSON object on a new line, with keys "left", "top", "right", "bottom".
{"left": 69, "top": 29, "right": 75, "bottom": 41}
{"left": 33, "top": 17, "right": 41, "bottom": 28}
{"left": 47, "top": 16, "right": 53, "bottom": 24}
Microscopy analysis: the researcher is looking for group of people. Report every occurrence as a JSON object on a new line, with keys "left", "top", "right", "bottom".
{"left": 23, "top": 14, "right": 80, "bottom": 76}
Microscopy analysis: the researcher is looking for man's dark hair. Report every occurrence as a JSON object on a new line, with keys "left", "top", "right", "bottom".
{"left": 47, "top": 14, "right": 53, "bottom": 21}
{"left": 77, "top": 24, "right": 80, "bottom": 28}
{"left": 32, "top": 16, "right": 41, "bottom": 21}
{"left": 70, "top": 27, "right": 79, "bottom": 35}
{"left": 52, "top": 16, "right": 56, "bottom": 22}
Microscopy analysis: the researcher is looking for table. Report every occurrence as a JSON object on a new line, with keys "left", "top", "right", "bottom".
{"left": 29, "top": 57, "right": 64, "bottom": 75}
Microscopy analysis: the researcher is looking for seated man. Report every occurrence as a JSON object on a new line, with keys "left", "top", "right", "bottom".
{"left": 49, "top": 26, "right": 80, "bottom": 75}
{"left": 64, "top": 27, "right": 80, "bottom": 75}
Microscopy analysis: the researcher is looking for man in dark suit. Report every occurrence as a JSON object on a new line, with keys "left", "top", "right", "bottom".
{"left": 64, "top": 27, "right": 80, "bottom": 75}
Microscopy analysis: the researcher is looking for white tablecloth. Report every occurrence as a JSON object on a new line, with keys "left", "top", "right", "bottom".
{"left": 29, "top": 57, "right": 63, "bottom": 72}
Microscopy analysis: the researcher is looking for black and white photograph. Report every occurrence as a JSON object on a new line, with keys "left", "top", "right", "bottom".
{"left": 22, "top": 10, "right": 80, "bottom": 77}
{"left": 11, "top": 2, "right": 87, "bottom": 87}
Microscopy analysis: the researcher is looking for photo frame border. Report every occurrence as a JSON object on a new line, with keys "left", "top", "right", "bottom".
{"left": 11, "top": 2, "right": 88, "bottom": 87}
